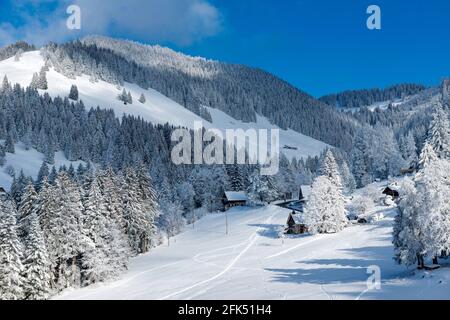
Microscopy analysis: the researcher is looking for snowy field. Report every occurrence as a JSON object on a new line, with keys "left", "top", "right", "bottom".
{"left": 56, "top": 194, "right": 450, "bottom": 300}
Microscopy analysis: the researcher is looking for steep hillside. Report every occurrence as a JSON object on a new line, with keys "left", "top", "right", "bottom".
{"left": 0, "top": 51, "right": 328, "bottom": 162}
{"left": 41, "top": 36, "right": 357, "bottom": 151}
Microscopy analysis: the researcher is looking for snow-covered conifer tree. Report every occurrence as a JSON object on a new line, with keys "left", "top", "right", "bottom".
{"left": 22, "top": 212, "right": 52, "bottom": 300}
{"left": 320, "top": 149, "right": 342, "bottom": 188}
{"left": 427, "top": 102, "right": 450, "bottom": 159}
{"left": 418, "top": 142, "right": 438, "bottom": 170}
{"left": 138, "top": 93, "right": 146, "bottom": 104}
{"left": 304, "top": 176, "right": 347, "bottom": 234}
{"left": 69, "top": 84, "right": 79, "bottom": 101}
{"left": 393, "top": 177, "right": 424, "bottom": 266}
{"left": 0, "top": 196, "right": 24, "bottom": 300}
{"left": 122, "top": 167, "right": 157, "bottom": 254}
{"left": 18, "top": 183, "right": 39, "bottom": 238}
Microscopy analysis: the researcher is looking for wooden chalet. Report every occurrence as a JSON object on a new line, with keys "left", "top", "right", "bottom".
{"left": 285, "top": 211, "right": 308, "bottom": 235}
{"left": 222, "top": 191, "right": 248, "bottom": 211}
{"left": 382, "top": 186, "right": 399, "bottom": 198}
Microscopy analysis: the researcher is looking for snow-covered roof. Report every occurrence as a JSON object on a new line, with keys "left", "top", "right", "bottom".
{"left": 289, "top": 212, "right": 305, "bottom": 225}
{"left": 299, "top": 185, "right": 311, "bottom": 200}
{"left": 224, "top": 191, "right": 248, "bottom": 202}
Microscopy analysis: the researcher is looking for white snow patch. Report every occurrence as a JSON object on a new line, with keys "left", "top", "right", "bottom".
{"left": 0, "top": 142, "right": 84, "bottom": 190}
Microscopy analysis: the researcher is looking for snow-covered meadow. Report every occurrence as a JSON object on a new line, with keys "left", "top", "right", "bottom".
{"left": 56, "top": 181, "right": 450, "bottom": 300}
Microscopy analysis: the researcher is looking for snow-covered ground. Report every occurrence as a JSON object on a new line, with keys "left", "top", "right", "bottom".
{"left": 55, "top": 184, "right": 450, "bottom": 300}
{"left": 0, "top": 51, "right": 328, "bottom": 162}
{"left": 0, "top": 142, "right": 84, "bottom": 190}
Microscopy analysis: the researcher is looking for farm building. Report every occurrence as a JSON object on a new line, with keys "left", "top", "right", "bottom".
{"left": 222, "top": 191, "right": 248, "bottom": 211}
{"left": 285, "top": 211, "right": 308, "bottom": 235}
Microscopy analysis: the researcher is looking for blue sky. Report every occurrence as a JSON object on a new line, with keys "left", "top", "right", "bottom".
{"left": 0, "top": 0, "right": 449, "bottom": 97}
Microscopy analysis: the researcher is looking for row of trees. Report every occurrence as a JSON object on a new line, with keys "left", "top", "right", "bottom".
{"left": 0, "top": 165, "right": 158, "bottom": 300}
{"left": 393, "top": 102, "right": 450, "bottom": 268}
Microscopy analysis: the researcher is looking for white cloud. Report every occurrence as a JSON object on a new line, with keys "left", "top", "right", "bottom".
{"left": 0, "top": 0, "right": 223, "bottom": 46}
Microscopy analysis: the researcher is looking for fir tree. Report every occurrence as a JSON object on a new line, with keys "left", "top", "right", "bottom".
{"left": 69, "top": 85, "right": 79, "bottom": 101}
{"left": 427, "top": 102, "right": 450, "bottom": 160}
{"left": 22, "top": 213, "right": 52, "bottom": 300}
{"left": 0, "top": 197, "right": 24, "bottom": 300}
{"left": 138, "top": 93, "right": 146, "bottom": 104}
{"left": 304, "top": 176, "right": 347, "bottom": 234}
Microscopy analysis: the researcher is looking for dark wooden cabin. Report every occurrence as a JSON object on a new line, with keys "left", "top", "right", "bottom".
{"left": 222, "top": 191, "right": 248, "bottom": 211}
{"left": 285, "top": 211, "right": 308, "bottom": 235}
{"left": 382, "top": 186, "right": 399, "bottom": 198}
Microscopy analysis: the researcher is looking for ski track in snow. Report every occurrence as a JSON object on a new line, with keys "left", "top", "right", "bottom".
{"left": 159, "top": 213, "right": 276, "bottom": 300}
{"left": 56, "top": 192, "right": 450, "bottom": 300}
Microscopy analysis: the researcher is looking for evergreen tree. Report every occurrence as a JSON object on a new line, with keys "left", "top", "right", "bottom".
{"left": 0, "top": 196, "right": 24, "bottom": 300}
{"left": 304, "top": 176, "right": 347, "bottom": 234}
{"left": 138, "top": 93, "right": 146, "bottom": 104}
{"left": 18, "top": 183, "right": 39, "bottom": 238}
{"left": 418, "top": 142, "right": 438, "bottom": 170}
{"left": 320, "top": 149, "right": 342, "bottom": 188}
{"left": 22, "top": 212, "right": 52, "bottom": 300}
{"left": 122, "top": 167, "right": 157, "bottom": 254}
{"left": 427, "top": 102, "right": 450, "bottom": 160}
{"left": 38, "top": 67, "right": 48, "bottom": 90}
{"left": 36, "top": 162, "right": 50, "bottom": 192}
{"left": 5, "top": 132, "right": 15, "bottom": 153}
{"left": 69, "top": 85, "right": 79, "bottom": 101}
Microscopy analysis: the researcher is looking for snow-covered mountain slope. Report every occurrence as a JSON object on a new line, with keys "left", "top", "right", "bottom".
{"left": 56, "top": 182, "right": 450, "bottom": 300}
{"left": 0, "top": 51, "right": 328, "bottom": 161}
{"left": 0, "top": 142, "right": 84, "bottom": 190}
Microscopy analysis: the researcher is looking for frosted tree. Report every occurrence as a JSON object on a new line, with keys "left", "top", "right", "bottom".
{"left": 5, "top": 132, "right": 15, "bottom": 153}
{"left": 14, "top": 49, "right": 23, "bottom": 61}
{"left": 176, "top": 182, "right": 195, "bottom": 213}
{"left": 401, "top": 132, "right": 418, "bottom": 169}
{"left": 69, "top": 84, "right": 79, "bottom": 100}
{"left": 22, "top": 212, "right": 52, "bottom": 300}
{"left": 393, "top": 177, "right": 424, "bottom": 267}
{"left": 138, "top": 93, "right": 146, "bottom": 104}
{"left": 340, "top": 161, "right": 356, "bottom": 194}
{"left": 117, "top": 89, "right": 133, "bottom": 105}
{"left": 304, "top": 176, "right": 347, "bottom": 234}
{"left": 320, "top": 149, "right": 342, "bottom": 188}
{"left": 158, "top": 199, "right": 184, "bottom": 246}
{"left": 427, "top": 102, "right": 450, "bottom": 160}
{"left": 351, "top": 129, "right": 371, "bottom": 188}
{"left": 30, "top": 72, "right": 40, "bottom": 90}
{"left": 0, "top": 196, "right": 24, "bottom": 300}
{"left": 246, "top": 168, "right": 270, "bottom": 204}
{"left": 40, "top": 172, "right": 86, "bottom": 289}
{"left": 81, "top": 177, "right": 125, "bottom": 285}
{"left": 36, "top": 161, "right": 50, "bottom": 192}
{"left": 18, "top": 183, "right": 39, "bottom": 239}
{"left": 418, "top": 142, "right": 438, "bottom": 170}
{"left": 227, "top": 164, "right": 245, "bottom": 191}
{"left": 38, "top": 67, "right": 48, "bottom": 90}
{"left": 122, "top": 167, "right": 157, "bottom": 254}
{"left": 415, "top": 158, "right": 450, "bottom": 265}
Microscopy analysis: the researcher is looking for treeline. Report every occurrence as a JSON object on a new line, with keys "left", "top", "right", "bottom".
{"left": 0, "top": 41, "right": 36, "bottom": 61}
{"left": 320, "top": 83, "right": 426, "bottom": 109}
{"left": 0, "top": 165, "right": 157, "bottom": 300}
{"left": 41, "top": 36, "right": 356, "bottom": 151}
